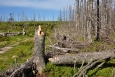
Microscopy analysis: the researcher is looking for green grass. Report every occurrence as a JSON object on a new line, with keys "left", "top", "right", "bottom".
{"left": 44, "top": 63, "right": 78, "bottom": 77}
{"left": 87, "top": 67, "right": 115, "bottom": 77}
{"left": 0, "top": 39, "right": 33, "bottom": 70}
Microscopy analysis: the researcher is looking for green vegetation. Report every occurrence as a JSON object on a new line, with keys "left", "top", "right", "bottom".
{"left": 0, "top": 39, "right": 33, "bottom": 70}
{"left": 80, "top": 41, "right": 115, "bottom": 52}
{"left": 44, "top": 63, "right": 78, "bottom": 77}
{"left": 87, "top": 67, "right": 115, "bottom": 77}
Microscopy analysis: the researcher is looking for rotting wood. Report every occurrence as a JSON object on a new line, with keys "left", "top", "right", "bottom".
{"left": 8, "top": 58, "right": 35, "bottom": 77}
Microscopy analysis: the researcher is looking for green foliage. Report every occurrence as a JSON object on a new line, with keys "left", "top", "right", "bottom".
{"left": 87, "top": 67, "right": 115, "bottom": 77}
{"left": 0, "top": 39, "right": 33, "bottom": 70}
{"left": 0, "top": 36, "right": 9, "bottom": 48}
{"left": 0, "top": 36, "right": 9, "bottom": 42}
{"left": 44, "top": 63, "right": 78, "bottom": 77}
{"left": 95, "top": 67, "right": 113, "bottom": 77}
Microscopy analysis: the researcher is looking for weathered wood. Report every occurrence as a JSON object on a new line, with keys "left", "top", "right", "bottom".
{"left": 49, "top": 51, "right": 115, "bottom": 64}
{"left": 33, "top": 25, "right": 45, "bottom": 74}
{"left": 7, "top": 58, "right": 35, "bottom": 77}
{"left": 49, "top": 45, "right": 79, "bottom": 53}
{"left": 0, "top": 32, "right": 22, "bottom": 36}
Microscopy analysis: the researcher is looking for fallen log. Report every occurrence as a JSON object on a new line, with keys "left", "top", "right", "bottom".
{"left": 0, "top": 32, "right": 24, "bottom": 36}
{"left": 49, "top": 50, "right": 115, "bottom": 64}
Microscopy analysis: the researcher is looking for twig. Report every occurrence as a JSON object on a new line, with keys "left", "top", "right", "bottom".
{"left": 78, "top": 57, "right": 110, "bottom": 77}
{"left": 73, "top": 61, "right": 92, "bottom": 77}
{"left": 94, "top": 62, "right": 105, "bottom": 70}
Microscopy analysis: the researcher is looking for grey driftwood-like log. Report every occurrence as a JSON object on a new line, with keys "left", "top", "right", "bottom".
{"left": 0, "top": 32, "right": 23, "bottom": 36}
{"left": 33, "top": 25, "right": 45, "bottom": 74}
{"left": 49, "top": 50, "right": 115, "bottom": 64}
{"left": 49, "top": 45, "right": 79, "bottom": 53}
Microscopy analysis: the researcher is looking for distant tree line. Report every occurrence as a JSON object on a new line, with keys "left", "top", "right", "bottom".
{"left": 0, "top": 11, "right": 55, "bottom": 22}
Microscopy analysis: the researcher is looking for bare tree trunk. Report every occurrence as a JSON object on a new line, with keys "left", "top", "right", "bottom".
{"left": 96, "top": 0, "right": 100, "bottom": 40}
{"left": 33, "top": 26, "right": 45, "bottom": 74}
{"left": 83, "top": 0, "right": 87, "bottom": 38}
{"left": 87, "top": 0, "right": 93, "bottom": 43}
{"left": 76, "top": 0, "right": 80, "bottom": 29}
{"left": 108, "top": 0, "right": 112, "bottom": 32}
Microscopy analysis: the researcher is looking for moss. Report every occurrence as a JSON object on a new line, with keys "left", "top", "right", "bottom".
{"left": 95, "top": 67, "right": 113, "bottom": 77}
{"left": 44, "top": 63, "right": 78, "bottom": 77}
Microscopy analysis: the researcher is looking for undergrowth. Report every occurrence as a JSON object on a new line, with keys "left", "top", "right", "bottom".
{"left": 0, "top": 39, "right": 33, "bottom": 71}
{"left": 44, "top": 63, "right": 78, "bottom": 77}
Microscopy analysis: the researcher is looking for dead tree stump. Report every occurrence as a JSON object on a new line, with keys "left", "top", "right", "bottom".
{"left": 33, "top": 25, "right": 45, "bottom": 75}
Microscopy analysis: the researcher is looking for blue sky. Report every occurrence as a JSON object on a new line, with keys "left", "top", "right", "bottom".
{"left": 0, "top": 0, "right": 75, "bottom": 21}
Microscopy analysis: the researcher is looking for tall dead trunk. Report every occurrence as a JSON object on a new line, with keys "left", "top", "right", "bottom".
{"left": 76, "top": 0, "right": 80, "bottom": 29}
{"left": 87, "top": 0, "right": 93, "bottom": 43}
{"left": 96, "top": 0, "right": 100, "bottom": 40}
{"left": 33, "top": 26, "right": 45, "bottom": 74}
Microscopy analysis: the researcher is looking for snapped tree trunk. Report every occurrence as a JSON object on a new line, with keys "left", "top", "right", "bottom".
{"left": 33, "top": 26, "right": 45, "bottom": 74}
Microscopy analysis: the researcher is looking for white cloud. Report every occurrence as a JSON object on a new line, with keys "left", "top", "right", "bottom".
{"left": 0, "top": 0, "right": 75, "bottom": 10}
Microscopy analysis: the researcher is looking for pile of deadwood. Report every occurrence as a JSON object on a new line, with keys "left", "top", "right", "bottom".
{"left": 0, "top": 26, "right": 115, "bottom": 77}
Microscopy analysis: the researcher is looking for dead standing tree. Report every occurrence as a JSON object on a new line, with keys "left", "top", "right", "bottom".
{"left": 96, "top": 0, "right": 100, "bottom": 41}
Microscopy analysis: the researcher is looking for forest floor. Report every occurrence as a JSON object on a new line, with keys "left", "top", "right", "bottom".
{"left": 0, "top": 46, "right": 13, "bottom": 54}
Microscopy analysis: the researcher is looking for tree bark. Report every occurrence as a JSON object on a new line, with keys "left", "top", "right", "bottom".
{"left": 76, "top": 0, "right": 80, "bottom": 29}
{"left": 87, "top": 0, "right": 93, "bottom": 43}
{"left": 33, "top": 25, "right": 45, "bottom": 74}
{"left": 49, "top": 51, "right": 115, "bottom": 64}
{"left": 96, "top": 0, "right": 100, "bottom": 40}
